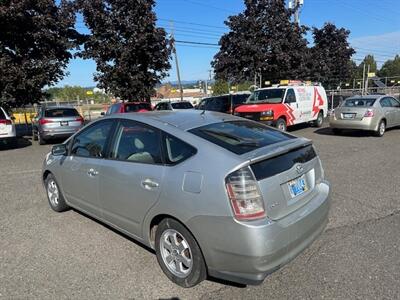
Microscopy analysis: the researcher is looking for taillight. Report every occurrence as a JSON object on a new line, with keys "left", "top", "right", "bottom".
{"left": 75, "top": 116, "right": 84, "bottom": 123}
{"left": 39, "top": 118, "right": 53, "bottom": 125}
{"left": 0, "top": 119, "right": 12, "bottom": 125}
{"left": 225, "top": 167, "right": 266, "bottom": 220}
{"left": 364, "top": 109, "right": 374, "bottom": 117}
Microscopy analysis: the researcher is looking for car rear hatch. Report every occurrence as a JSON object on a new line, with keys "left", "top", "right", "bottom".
{"left": 42, "top": 108, "right": 83, "bottom": 131}
{"left": 244, "top": 139, "right": 323, "bottom": 220}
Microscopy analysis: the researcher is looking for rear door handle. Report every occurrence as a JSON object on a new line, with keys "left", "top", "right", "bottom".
{"left": 141, "top": 179, "right": 159, "bottom": 190}
{"left": 87, "top": 168, "right": 99, "bottom": 177}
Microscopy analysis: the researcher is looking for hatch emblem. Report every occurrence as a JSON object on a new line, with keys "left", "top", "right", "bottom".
{"left": 296, "top": 164, "right": 304, "bottom": 174}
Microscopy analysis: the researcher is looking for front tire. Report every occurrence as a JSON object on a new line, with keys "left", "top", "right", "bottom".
{"left": 276, "top": 118, "right": 287, "bottom": 131}
{"left": 155, "top": 218, "right": 207, "bottom": 288}
{"left": 374, "top": 120, "right": 386, "bottom": 137}
{"left": 45, "top": 174, "right": 69, "bottom": 212}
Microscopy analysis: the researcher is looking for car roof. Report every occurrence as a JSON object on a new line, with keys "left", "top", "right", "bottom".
{"left": 42, "top": 106, "right": 77, "bottom": 110}
{"left": 346, "top": 95, "right": 384, "bottom": 100}
{"left": 122, "top": 102, "right": 150, "bottom": 104}
{"left": 106, "top": 110, "right": 240, "bottom": 131}
{"left": 157, "top": 100, "right": 192, "bottom": 104}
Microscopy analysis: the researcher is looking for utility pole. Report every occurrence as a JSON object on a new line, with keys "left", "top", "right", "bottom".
{"left": 170, "top": 22, "right": 183, "bottom": 101}
{"left": 365, "top": 64, "right": 370, "bottom": 95}
{"left": 361, "top": 63, "right": 366, "bottom": 96}
{"left": 206, "top": 69, "right": 212, "bottom": 95}
{"left": 290, "top": 0, "right": 304, "bottom": 24}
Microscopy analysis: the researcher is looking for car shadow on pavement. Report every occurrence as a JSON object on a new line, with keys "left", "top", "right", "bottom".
{"left": 71, "top": 208, "right": 247, "bottom": 288}
{"left": 313, "top": 127, "right": 373, "bottom": 137}
{"left": 0, "top": 137, "right": 32, "bottom": 150}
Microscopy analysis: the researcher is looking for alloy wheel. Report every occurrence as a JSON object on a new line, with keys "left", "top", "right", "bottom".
{"left": 47, "top": 180, "right": 59, "bottom": 207}
{"left": 160, "top": 229, "right": 193, "bottom": 278}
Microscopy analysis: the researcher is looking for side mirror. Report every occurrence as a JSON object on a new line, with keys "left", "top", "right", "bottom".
{"left": 100, "top": 112, "right": 105, "bottom": 116}
{"left": 51, "top": 144, "right": 67, "bottom": 156}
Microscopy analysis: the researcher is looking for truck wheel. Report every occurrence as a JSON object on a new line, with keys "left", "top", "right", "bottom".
{"left": 314, "top": 112, "right": 324, "bottom": 127}
{"left": 155, "top": 218, "right": 207, "bottom": 288}
{"left": 276, "top": 118, "right": 287, "bottom": 131}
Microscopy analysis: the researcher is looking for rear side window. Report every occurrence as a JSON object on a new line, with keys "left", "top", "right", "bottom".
{"left": 171, "top": 102, "right": 193, "bottom": 109}
{"left": 163, "top": 133, "right": 197, "bottom": 165}
{"left": 189, "top": 121, "right": 295, "bottom": 155}
{"left": 111, "top": 120, "right": 162, "bottom": 164}
{"left": 0, "top": 108, "right": 6, "bottom": 119}
{"left": 45, "top": 108, "right": 79, "bottom": 118}
{"left": 125, "top": 103, "right": 152, "bottom": 112}
{"left": 343, "top": 99, "right": 376, "bottom": 107}
{"left": 71, "top": 120, "right": 113, "bottom": 158}
{"left": 389, "top": 98, "right": 400, "bottom": 107}
{"left": 232, "top": 94, "right": 250, "bottom": 105}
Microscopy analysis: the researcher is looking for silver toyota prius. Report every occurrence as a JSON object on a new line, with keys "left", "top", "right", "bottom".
{"left": 42, "top": 111, "right": 330, "bottom": 287}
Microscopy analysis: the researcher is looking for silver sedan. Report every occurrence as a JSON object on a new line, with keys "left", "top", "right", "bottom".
{"left": 330, "top": 95, "right": 400, "bottom": 136}
{"left": 42, "top": 111, "right": 330, "bottom": 287}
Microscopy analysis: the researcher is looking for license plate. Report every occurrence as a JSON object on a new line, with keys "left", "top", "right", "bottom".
{"left": 288, "top": 176, "right": 308, "bottom": 198}
{"left": 60, "top": 121, "right": 69, "bottom": 126}
{"left": 342, "top": 113, "right": 355, "bottom": 119}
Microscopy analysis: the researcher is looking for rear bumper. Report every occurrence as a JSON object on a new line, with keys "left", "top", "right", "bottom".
{"left": 187, "top": 181, "right": 330, "bottom": 285}
{"left": 40, "top": 129, "right": 79, "bottom": 140}
{"left": 329, "top": 117, "right": 378, "bottom": 131}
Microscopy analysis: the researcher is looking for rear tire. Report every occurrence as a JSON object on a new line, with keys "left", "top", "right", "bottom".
{"left": 374, "top": 120, "right": 386, "bottom": 137}
{"left": 276, "top": 118, "right": 287, "bottom": 131}
{"left": 44, "top": 173, "right": 69, "bottom": 212}
{"left": 38, "top": 132, "right": 46, "bottom": 145}
{"left": 155, "top": 218, "right": 207, "bottom": 288}
{"left": 313, "top": 112, "right": 324, "bottom": 127}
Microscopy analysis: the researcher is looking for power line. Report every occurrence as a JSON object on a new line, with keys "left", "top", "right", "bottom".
{"left": 180, "top": 0, "right": 237, "bottom": 13}
{"left": 158, "top": 18, "right": 227, "bottom": 30}
{"left": 175, "top": 40, "right": 219, "bottom": 46}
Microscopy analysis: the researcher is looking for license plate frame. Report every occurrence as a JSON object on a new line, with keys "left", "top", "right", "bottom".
{"left": 287, "top": 175, "right": 308, "bottom": 198}
{"left": 342, "top": 113, "right": 355, "bottom": 119}
{"left": 60, "top": 121, "right": 69, "bottom": 126}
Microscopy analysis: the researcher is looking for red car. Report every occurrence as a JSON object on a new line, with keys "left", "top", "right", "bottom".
{"left": 105, "top": 102, "right": 152, "bottom": 115}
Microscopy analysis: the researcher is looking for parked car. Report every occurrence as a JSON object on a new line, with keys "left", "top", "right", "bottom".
{"left": 105, "top": 102, "right": 152, "bottom": 115}
{"left": 42, "top": 111, "right": 330, "bottom": 288}
{"left": 0, "top": 106, "right": 17, "bottom": 147}
{"left": 154, "top": 101, "right": 194, "bottom": 111}
{"left": 235, "top": 82, "right": 328, "bottom": 131}
{"left": 329, "top": 95, "right": 400, "bottom": 137}
{"left": 196, "top": 92, "right": 251, "bottom": 114}
{"left": 32, "top": 106, "right": 84, "bottom": 145}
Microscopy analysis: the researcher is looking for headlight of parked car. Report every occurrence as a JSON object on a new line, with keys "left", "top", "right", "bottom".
{"left": 260, "top": 110, "right": 274, "bottom": 117}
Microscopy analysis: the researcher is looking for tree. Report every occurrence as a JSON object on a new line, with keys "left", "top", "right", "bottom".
{"left": 212, "top": 0, "right": 309, "bottom": 84}
{"left": 309, "top": 23, "right": 355, "bottom": 89}
{"left": 378, "top": 55, "right": 400, "bottom": 78}
{"left": 0, "top": 0, "right": 80, "bottom": 106}
{"left": 212, "top": 80, "right": 229, "bottom": 95}
{"left": 78, "top": 0, "right": 171, "bottom": 101}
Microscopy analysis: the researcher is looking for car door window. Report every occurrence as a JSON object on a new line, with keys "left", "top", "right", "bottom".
{"left": 163, "top": 133, "right": 197, "bottom": 165}
{"left": 380, "top": 98, "right": 391, "bottom": 108}
{"left": 111, "top": 120, "right": 162, "bottom": 164}
{"left": 71, "top": 121, "right": 114, "bottom": 158}
{"left": 285, "top": 89, "right": 296, "bottom": 104}
{"left": 389, "top": 98, "right": 400, "bottom": 108}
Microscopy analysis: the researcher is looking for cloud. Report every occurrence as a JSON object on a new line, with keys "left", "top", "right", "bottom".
{"left": 350, "top": 31, "right": 400, "bottom": 65}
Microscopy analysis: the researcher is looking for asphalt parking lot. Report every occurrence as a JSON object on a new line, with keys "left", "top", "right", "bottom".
{"left": 1, "top": 123, "right": 399, "bottom": 299}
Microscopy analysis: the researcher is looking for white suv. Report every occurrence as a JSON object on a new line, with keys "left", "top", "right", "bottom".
{"left": 0, "top": 106, "right": 17, "bottom": 147}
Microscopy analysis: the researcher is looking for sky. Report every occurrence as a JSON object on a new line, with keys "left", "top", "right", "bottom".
{"left": 59, "top": 0, "right": 400, "bottom": 87}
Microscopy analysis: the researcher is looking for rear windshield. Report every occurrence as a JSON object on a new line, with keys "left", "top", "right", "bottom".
{"left": 0, "top": 108, "right": 6, "bottom": 119}
{"left": 171, "top": 102, "right": 193, "bottom": 109}
{"left": 45, "top": 108, "right": 79, "bottom": 118}
{"left": 189, "top": 121, "right": 295, "bottom": 155}
{"left": 342, "top": 98, "right": 376, "bottom": 107}
{"left": 125, "top": 103, "right": 152, "bottom": 112}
